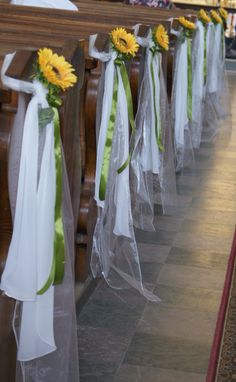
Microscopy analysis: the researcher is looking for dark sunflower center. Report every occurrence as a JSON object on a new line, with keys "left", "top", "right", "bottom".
{"left": 52, "top": 65, "right": 61, "bottom": 79}
{"left": 119, "top": 37, "right": 128, "bottom": 47}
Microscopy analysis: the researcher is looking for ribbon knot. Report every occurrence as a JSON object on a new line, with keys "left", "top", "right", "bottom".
{"left": 32, "top": 79, "right": 48, "bottom": 101}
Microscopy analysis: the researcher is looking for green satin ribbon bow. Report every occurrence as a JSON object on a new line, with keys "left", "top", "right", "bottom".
{"left": 187, "top": 38, "right": 193, "bottom": 121}
{"left": 37, "top": 106, "right": 65, "bottom": 295}
{"left": 99, "top": 58, "right": 135, "bottom": 201}
{"left": 150, "top": 50, "right": 164, "bottom": 152}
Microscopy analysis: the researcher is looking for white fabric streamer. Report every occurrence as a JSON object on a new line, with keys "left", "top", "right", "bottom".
{"left": 208, "top": 23, "right": 222, "bottom": 94}
{"left": 171, "top": 28, "right": 194, "bottom": 171}
{"left": 191, "top": 20, "right": 205, "bottom": 148}
{"left": 136, "top": 30, "right": 161, "bottom": 174}
{"left": 173, "top": 36, "right": 188, "bottom": 148}
{"left": 1, "top": 55, "right": 56, "bottom": 361}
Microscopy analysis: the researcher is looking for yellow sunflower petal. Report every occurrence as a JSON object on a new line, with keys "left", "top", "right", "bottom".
{"left": 210, "top": 10, "right": 223, "bottom": 24}
{"left": 38, "top": 48, "right": 77, "bottom": 90}
{"left": 153, "top": 24, "right": 169, "bottom": 51}
{"left": 178, "top": 16, "right": 196, "bottom": 30}
{"left": 219, "top": 7, "right": 228, "bottom": 21}
{"left": 110, "top": 27, "right": 139, "bottom": 57}
{"left": 198, "top": 9, "right": 211, "bottom": 24}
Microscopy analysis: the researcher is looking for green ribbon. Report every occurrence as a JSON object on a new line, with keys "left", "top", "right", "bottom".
{"left": 99, "top": 70, "right": 118, "bottom": 201}
{"left": 37, "top": 107, "right": 65, "bottom": 295}
{"left": 99, "top": 58, "right": 135, "bottom": 201}
{"left": 150, "top": 51, "right": 164, "bottom": 152}
{"left": 204, "top": 28, "right": 207, "bottom": 84}
{"left": 116, "top": 59, "right": 135, "bottom": 174}
{"left": 187, "top": 38, "right": 193, "bottom": 121}
{"left": 222, "top": 25, "right": 225, "bottom": 60}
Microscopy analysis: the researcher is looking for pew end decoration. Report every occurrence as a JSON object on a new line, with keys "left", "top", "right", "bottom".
{"left": 188, "top": 9, "right": 212, "bottom": 150}
{"left": 171, "top": 17, "right": 196, "bottom": 171}
{"left": 0, "top": 46, "right": 79, "bottom": 370}
{"left": 130, "top": 23, "right": 176, "bottom": 232}
{"left": 203, "top": 8, "right": 231, "bottom": 141}
{"left": 34, "top": 47, "right": 77, "bottom": 294}
{"left": 89, "top": 29, "right": 159, "bottom": 302}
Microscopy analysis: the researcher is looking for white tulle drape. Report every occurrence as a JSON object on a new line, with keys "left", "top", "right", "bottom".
{"left": 130, "top": 27, "right": 176, "bottom": 231}
{"left": 89, "top": 34, "right": 160, "bottom": 302}
{"left": 191, "top": 20, "right": 205, "bottom": 149}
{"left": 203, "top": 22, "right": 230, "bottom": 141}
{"left": 171, "top": 29, "right": 194, "bottom": 172}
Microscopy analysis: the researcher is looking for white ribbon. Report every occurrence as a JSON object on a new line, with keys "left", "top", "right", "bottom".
{"left": 1, "top": 54, "right": 56, "bottom": 361}
{"left": 11, "top": 0, "right": 78, "bottom": 10}
{"left": 172, "top": 30, "right": 188, "bottom": 148}
{"left": 192, "top": 21, "right": 204, "bottom": 101}
{"left": 89, "top": 34, "right": 131, "bottom": 238}
{"left": 207, "top": 23, "right": 222, "bottom": 94}
{"left": 135, "top": 27, "right": 161, "bottom": 174}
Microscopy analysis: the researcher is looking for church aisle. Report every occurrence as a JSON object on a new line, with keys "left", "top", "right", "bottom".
{"left": 77, "top": 72, "right": 236, "bottom": 382}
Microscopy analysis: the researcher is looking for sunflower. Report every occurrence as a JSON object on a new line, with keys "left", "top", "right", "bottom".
{"left": 210, "top": 10, "right": 223, "bottom": 24}
{"left": 110, "top": 27, "right": 139, "bottom": 57}
{"left": 198, "top": 9, "right": 211, "bottom": 24}
{"left": 38, "top": 48, "right": 77, "bottom": 91}
{"left": 178, "top": 17, "right": 196, "bottom": 30}
{"left": 153, "top": 24, "right": 169, "bottom": 51}
{"left": 219, "top": 7, "right": 228, "bottom": 21}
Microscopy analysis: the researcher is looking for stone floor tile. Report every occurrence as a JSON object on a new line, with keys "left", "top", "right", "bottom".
{"left": 185, "top": 208, "right": 236, "bottom": 225}
{"left": 137, "top": 243, "right": 170, "bottom": 263}
{"left": 173, "top": 231, "right": 232, "bottom": 252}
{"left": 114, "top": 365, "right": 206, "bottom": 382}
{"left": 135, "top": 228, "right": 176, "bottom": 246}
{"left": 191, "top": 197, "right": 236, "bottom": 212}
{"left": 157, "top": 263, "right": 226, "bottom": 290}
{"left": 180, "top": 220, "right": 235, "bottom": 237}
{"left": 154, "top": 284, "right": 222, "bottom": 313}
{"left": 137, "top": 304, "right": 216, "bottom": 343}
{"left": 153, "top": 215, "right": 184, "bottom": 232}
{"left": 166, "top": 247, "right": 228, "bottom": 270}
{"left": 124, "top": 333, "right": 211, "bottom": 374}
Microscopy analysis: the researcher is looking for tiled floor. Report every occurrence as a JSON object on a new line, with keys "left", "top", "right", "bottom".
{"left": 77, "top": 72, "right": 236, "bottom": 382}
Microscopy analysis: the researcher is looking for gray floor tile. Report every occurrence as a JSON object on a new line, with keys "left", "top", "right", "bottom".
{"left": 135, "top": 228, "right": 176, "bottom": 246}
{"left": 180, "top": 220, "right": 235, "bottom": 237}
{"left": 174, "top": 231, "right": 232, "bottom": 252}
{"left": 166, "top": 247, "right": 228, "bottom": 270}
{"left": 124, "top": 333, "right": 211, "bottom": 373}
{"left": 157, "top": 263, "right": 226, "bottom": 290}
{"left": 137, "top": 243, "right": 170, "bottom": 263}
{"left": 137, "top": 305, "right": 216, "bottom": 343}
{"left": 114, "top": 365, "right": 205, "bottom": 382}
{"left": 154, "top": 284, "right": 222, "bottom": 313}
